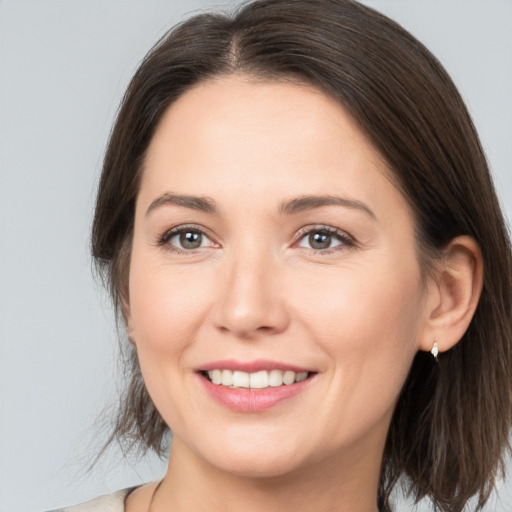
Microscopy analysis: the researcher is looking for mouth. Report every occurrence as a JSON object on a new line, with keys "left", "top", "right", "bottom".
{"left": 196, "top": 361, "right": 317, "bottom": 412}
{"left": 201, "top": 369, "right": 312, "bottom": 389}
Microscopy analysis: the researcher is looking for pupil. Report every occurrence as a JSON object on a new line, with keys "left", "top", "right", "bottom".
{"left": 309, "top": 232, "right": 331, "bottom": 249}
{"left": 180, "top": 231, "right": 202, "bottom": 249}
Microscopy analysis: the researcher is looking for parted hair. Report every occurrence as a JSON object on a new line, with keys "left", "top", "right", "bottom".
{"left": 91, "top": 1, "right": 512, "bottom": 510}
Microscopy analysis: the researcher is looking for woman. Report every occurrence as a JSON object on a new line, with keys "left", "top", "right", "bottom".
{"left": 55, "top": 0, "right": 512, "bottom": 511}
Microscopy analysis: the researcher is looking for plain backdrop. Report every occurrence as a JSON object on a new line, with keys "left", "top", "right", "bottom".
{"left": 1, "top": 1, "right": 511, "bottom": 511}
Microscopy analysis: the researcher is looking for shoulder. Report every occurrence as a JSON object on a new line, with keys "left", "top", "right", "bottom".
{"left": 47, "top": 487, "right": 137, "bottom": 512}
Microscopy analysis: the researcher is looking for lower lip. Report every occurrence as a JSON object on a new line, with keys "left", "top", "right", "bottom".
{"left": 199, "top": 374, "right": 314, "bottom": 412}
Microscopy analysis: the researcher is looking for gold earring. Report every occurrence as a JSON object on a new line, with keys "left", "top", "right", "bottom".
{"left": 431, "top": 337, "right": 439, "bottom": 362}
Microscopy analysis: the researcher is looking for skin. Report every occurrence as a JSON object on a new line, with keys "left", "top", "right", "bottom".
{"left": 125, "top": 75, "right": 483, "bottom": 512}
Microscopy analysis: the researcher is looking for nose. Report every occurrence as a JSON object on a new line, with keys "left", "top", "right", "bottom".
{"left": 212, "top": 248, "right": 290, "bottom": 339}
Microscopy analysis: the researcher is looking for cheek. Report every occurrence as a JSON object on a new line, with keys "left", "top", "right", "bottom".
{"left": 128, "top": 257, "right": 213, "bottom": 354}
{"left": 292, "top": 257, "right": 424, "bottom": 398}
{"left": 288, "top": 262, "right": 425, "bottom": 447}
{"left": 127, "top": 255, "right": 217, "bottom": 427}
{"left": 294, "top": 258, "right": 423, "bottom": 340}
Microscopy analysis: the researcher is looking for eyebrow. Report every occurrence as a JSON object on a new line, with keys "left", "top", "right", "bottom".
{"left": 146, "top": 193, "right": 219, "bottom": 216}
{"left": 146, "top": 192, "right": 376, "bottom": 220}
{"left": 280, "top": 195, "right": 376, "bottom": 219}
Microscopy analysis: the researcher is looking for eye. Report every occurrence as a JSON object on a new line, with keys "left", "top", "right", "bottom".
{"left": 172, "top": 230, "right": 205, "bottom": 250}
{"left": 296, "top": 226, "right": 354, "bottom": 253}
{"left": 159, "top": 225, "right": 217, "bottom": 252}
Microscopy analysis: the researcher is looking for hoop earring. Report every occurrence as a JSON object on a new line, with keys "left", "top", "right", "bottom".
{"left": 431, "top": 337, "right": 439, "bottom": 362}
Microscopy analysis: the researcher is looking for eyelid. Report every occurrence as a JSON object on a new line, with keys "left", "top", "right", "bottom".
{"left": 157, "top": 223, "right": 219, "bottom": 252}
{"left": 155, "top": 223, "right": 356, "bottom": 254}
{"left": 293, "top": 224, "right": 356, "bottom": 252}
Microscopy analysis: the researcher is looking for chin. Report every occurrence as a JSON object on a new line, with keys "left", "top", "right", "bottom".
{"left": 212, "top": 453, "right": 304, "bottom": 479}
{"left": 192, "top": 434, "right": 310, "bottom": 479}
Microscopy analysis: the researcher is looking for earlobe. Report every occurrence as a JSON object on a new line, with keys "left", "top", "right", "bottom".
{"left": 419, "top": 235, "right": 483, "bottom": 355}
{"left": 430, "top": 337, "right": 439, "bottom": 362}
{"left": 127, "top": 323, "right": 136, "bottom": 346}
{"left": 122, "top": 301, "right": 136, "bottom": 346}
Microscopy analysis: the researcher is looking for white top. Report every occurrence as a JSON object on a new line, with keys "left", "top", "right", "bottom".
{"left": 49, "top": 488, "right": 136, "bottom": 512}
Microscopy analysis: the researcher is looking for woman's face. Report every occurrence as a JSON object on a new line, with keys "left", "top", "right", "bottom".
{"left": 128, "top": 76, "right": 435, "bottom": 478}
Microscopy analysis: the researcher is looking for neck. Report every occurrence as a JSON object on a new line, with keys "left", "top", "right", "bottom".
{"left": 150, "top": 438, "right": 382, "bottom": 512}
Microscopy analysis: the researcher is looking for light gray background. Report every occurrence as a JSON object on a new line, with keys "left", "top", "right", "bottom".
{"left": 1, "top": 1, "right": 511, "bottom": 511}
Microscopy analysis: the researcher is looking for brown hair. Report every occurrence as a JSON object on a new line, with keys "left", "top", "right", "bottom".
{"left": 91, "top": 1, "right": 512, "bottom": 510}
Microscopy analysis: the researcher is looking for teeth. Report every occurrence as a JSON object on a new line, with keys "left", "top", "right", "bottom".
{"left": 282, "top": 370, "right": 295, "bottom": 385}
{"left": 221, "top": 369, "right": 233, "bottom": 386}
{"left": 295, "top": 371, "right": 308, "bottom": 383}
{"left": 249, "top": 370, "right": 268, "bottom": 389}
{"left": 210, "top": 369, "right": 222, "bottom": 385}
{"left": 206, "top": 369, "right": 310, "bottom": 389}
{"left": 268, "top": 369, "right": 284, "bottom": 387}
{"left": 232, "top": 370, "right": 249, "bottom": 388}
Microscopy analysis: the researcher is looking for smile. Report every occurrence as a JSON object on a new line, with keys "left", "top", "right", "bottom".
{"left": 197, "top": 362, "right": 316, "bottom": 412}
{"left": 205, "top": 369, "right": 310, "bottom": 389}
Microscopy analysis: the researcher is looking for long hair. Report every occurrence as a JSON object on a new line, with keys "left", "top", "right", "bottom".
{"left": 91, "top": 1, "right": 512, "bottom": 510}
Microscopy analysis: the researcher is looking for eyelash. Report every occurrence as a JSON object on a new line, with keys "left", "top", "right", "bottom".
{"left": 157, "top": 224, "right": 216, "bottom": 254}
{"left": 294, "top": 225, "right": 356, "bottom": 254}
{"left": 157, "top": 224, "right": 356, "bottom": 254}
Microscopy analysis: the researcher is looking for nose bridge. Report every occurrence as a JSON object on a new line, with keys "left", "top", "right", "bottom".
{"left": 214, "top": 237, "right": 288, "bottom": 337}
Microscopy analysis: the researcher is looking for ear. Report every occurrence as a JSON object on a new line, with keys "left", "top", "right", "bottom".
{"left": 126, "top": 323, "right": 136, "bottom": 346}
{"left": 121, "top": 298, "right": 136, "bottom": 346}
{"left": 418, "top": 235, "right": 483, "bottom": 354}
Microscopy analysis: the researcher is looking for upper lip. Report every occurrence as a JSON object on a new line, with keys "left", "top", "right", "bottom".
{"left": 197, "top": 359, "right": 314, "bottom": 373}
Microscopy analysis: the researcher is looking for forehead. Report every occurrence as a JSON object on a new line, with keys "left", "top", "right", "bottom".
{"left": 145, "top": 76, "right": 378, "bottom": 164}
{"left": 139, "top": 75, "right": 406, "bottom": 218}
